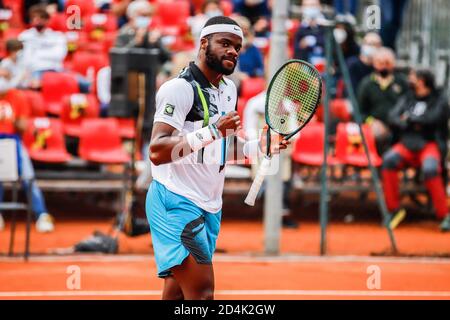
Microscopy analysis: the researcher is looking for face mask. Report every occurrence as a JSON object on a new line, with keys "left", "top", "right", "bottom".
{"left": 333, "top": 28, "right": 347, "bottom": 44}
{"left": 34, "top": 24, "right": 45, "bottom": 32}
{"left": 205, "top": 9, "right": 223, "bottom": 18}
{"left": 16, "top": 50, "right": 23, "bottom": 61}
{"left": 302, "top": 7, "right": 322, "bottom": 21}
{"left": 377, "top": 68, "right": 391, "bottom": 78}
{"left": 361, "top": 45, "right": 376, "bottom": 58}
{"left": 135, "top": 16, "right": 150, "bottom": 29}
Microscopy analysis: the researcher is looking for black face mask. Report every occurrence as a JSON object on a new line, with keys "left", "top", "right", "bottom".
{"left": 34, "top": 24, "right": 45, "bottom": 32}
{"left": 377, "top": 69, "right": 391, "bottom": 78}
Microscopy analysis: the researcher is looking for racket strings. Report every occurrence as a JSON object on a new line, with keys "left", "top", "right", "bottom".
{"left": 267, "top": 62, "right": 321, "bottom": 135}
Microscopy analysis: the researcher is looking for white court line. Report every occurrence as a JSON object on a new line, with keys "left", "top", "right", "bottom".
{"left": 1, "top": 254, "right": 450, "bottom": 264}
{"left": 0, "top": 290, "right": 450, "bottom": 298}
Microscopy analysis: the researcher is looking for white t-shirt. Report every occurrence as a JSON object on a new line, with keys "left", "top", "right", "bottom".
{"left": 19, "top": 28, "right": 67, "bottom": 73}
{"left": 151, "top": 75, "right": 238, "bottom": 213}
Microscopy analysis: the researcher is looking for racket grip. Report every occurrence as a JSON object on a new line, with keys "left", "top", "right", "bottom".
{"left": 244, "top": 156, "right": 272, "bottom": 206}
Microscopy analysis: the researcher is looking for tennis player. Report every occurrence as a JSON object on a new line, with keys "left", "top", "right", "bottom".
{"left": 146, "top": 16, "right": 289, "bottom": 300}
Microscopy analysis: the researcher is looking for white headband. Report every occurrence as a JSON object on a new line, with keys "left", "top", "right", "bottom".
{"left": 200, "top": 24, "right": 244, "bottom": 40}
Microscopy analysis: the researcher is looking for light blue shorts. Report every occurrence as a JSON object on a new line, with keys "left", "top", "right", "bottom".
{"left": 145, "top": 180, "right": 222, "bottom": 278}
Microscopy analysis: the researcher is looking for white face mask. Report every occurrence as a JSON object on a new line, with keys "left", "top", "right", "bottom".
{"left": 135, "top": 16, "right": 150, "bottom": 29}
{"left": 16, "top": 50, "right": 24, "bottom": 61}
{"left": 361, "top": 45, "right": 376, "bottom": 58}
{"left": 333, "top": 28, "right": 347, "bottom": 44}
{"left": 205, "top": 9, "right": 223, "bottom": 18}
{"left": 302, "top": 7, "right": 322, "bottom": 21}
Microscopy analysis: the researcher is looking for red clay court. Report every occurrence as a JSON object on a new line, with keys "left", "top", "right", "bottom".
{"left": 1, "top": 218, "right": 450, "bottom": 300}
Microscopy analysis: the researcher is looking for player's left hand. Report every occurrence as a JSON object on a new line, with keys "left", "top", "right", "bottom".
{"left": 259, "top": 125, "right": 290, "bottom": 155}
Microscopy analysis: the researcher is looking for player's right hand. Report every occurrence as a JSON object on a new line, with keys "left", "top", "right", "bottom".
{"left": 215, "top": 111, "right": 241, "bottom": 137}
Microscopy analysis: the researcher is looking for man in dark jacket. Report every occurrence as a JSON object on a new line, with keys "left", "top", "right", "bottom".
{"left": 382, "top": 69, "right": 450, "bottom": 232}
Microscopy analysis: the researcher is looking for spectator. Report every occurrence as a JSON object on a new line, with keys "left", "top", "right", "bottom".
{"left": 357, "top": 47, "right": 409, "bottom": 154}
{"left": 0, "top": 89, "right": 55, "bottom": 233}
{"left": 0, "top": 39, "right": 28, "bottom": 92}
{"left": 382, "top": 68, "right": 450, "bottom": 232}
{"left": 333, "top": 0, "right": 358, "bottom": 23}
{"left": 334, "top": 20, "right": 359, "bottom": 60}
{"left": 22, "top": 0, "right": 61, "bottom": 24}
{"left": 111, "top": 0, "right": 132, "bottom": 27}
{"left": 346, "top": 32, "right": 382, "bottom": 94}
{"left": 19, "top": 4, "right": 66, "bottom": 72}
{"left": 96, "top": 66, "right": 111, "bottom": 117}
{"left": 189, "top": 0, "right": 224, "bottom": 43}
{"left": 18, "top": 5, "right": 68, "bottom": 89}
{"left": 232, "top": 0, "right": 271, "bottom": 25}
{"left": 243, "top": 90, "right": 299, "bottom": 228}
{"left": 293, "top": 0, "right": 326, "bottom": 66}
{"left": 114, "top": 0, "right": 171, "bottom": 64}
{"left": 234, "top": 15, "right": 264, "bottom": 77}
{"left": 379, "top": 0, "right": 409, "bottom": 50}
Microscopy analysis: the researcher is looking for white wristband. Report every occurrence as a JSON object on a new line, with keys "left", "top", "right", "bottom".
{"left": 186, "top": 125, "right": 217, "bottom": 152}
{"left": 243, "top": 139, "right": 263, "bottom": 159}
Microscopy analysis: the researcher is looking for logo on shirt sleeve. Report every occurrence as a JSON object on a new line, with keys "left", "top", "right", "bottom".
{"left": 164, "top": 103, "right": 175, "bottom": 116}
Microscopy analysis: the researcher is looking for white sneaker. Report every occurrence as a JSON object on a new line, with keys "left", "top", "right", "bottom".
{"left": 0, "top": 213, "right": 4, "bottom": 231}
{"left": 36, "top": 213, "right": 55, "bottom": 233}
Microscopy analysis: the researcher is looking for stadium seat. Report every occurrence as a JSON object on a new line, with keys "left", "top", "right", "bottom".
{"left": 84, "top": 13, "right": 118, "bottom": 34}
{"left": 22, "top": 118, "right": 72, "bottom": 163}
{"left": 48, "top": 12, "right": 68, "bottom": 32}
{"left": 236, "top": 98, "right": 248, "bottom": 124}
{"left": 78, "top": 118, "right": 131, "bottom": 163}
{"left": 61, "top": 94, "right": 100, "bottom": 137}
{"left": 220, "top": 0, "right": 233, "bottom": 16}
{"left": 330, "top": 99, "right": 352, "bottom": 121}
{"left": 292, "top": 121, "right": 325, "bottom": 166}
{"left": 22, "top": 90, "right": 46, "bottom": 117}
{"left": 334, "top": 122, "right": 382, "bottom": 167}
{"left": 70, "top": 51, "right": 109, "bottom": 79}
{"left": 115, "top": 118, "right": 136, "bottom": 139}
{"left": 240, "top": 77, "right": 266, "bottom": 101}
{"left": 41, "top": 72, "right": 80, "bottom": 115}
{"left": 1, "top": 0, "right": 23, "bottom": 29}
{"left": 153, "top": 0, "right": 190, "bottom": 36}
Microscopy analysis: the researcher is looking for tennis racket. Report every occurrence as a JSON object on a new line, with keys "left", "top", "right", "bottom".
{"left": 244, "top": 59, "right": 322, "bottom": 206}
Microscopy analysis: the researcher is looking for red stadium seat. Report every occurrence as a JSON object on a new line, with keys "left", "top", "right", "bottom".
{"left": 240, "top": 77, "right": 266, "bottom": 101}
{"left": 83, "top": 13, "right": 118, "bottom": 34}
{"left": 236, "top": 98, "right": 248, "bottom": 124}
{"left": 220, "top": 1, "right": 233, "bottom": 16}
{"left": 330, "top": 99, "right": 352, "bottom": 121}
{"left": 61, "top": 94, "right": 100, "bottom": 137}
{"left": 21, "top": 90, "right": 46, "bottom": 117}
{"left": 70, "top": 51, "right": 109, "bottom": 78}
{"left": 41, "top": 72, "right": 80, "bottom": 116}
{"left": 115, "top": 118, "right": 136, "bottom": 139}
{"left": 48, "top": 12, "right": 68, "bottom": 32}
{"left": 2, "top": 1, "right": 23, "bottom": 29}
{"left": 292, "top": 121, "right": 325, "bottom": 166}
{"left": 334, "top": 122, "right": 382, "bottom": 167}
{"left": 23, "top": 118, "right": 72, "bottom": 163}
{"left": 78, "top": 118, "right": 131, "bottom": 163}
{"left": 153, "top": 0, "right": 190, "bottom": 35}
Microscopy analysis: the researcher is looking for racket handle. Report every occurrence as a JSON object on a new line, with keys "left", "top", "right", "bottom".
{"left": 244, "top": 156, "right": 272, "bottom": 206}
